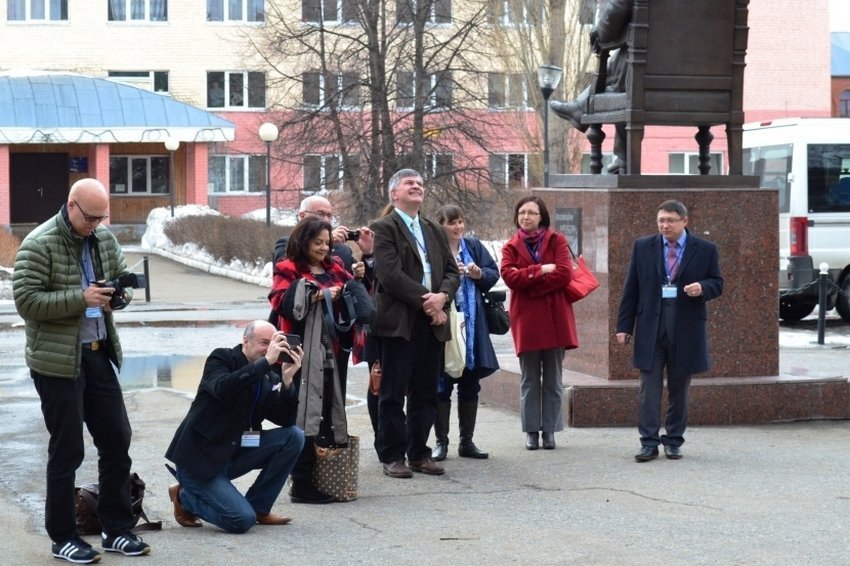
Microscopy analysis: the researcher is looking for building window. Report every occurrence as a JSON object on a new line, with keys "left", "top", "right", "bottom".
{"left": 207, "top": 0, "right": 264, "bottom": 22}
{"left": 396, "top": 70, "right": 452, "bottom": 110}
{"left": 668, "top": 152, "right": 723, "bottom": 175}
{"left": 396, "top": 0, "right": 451, "bottom": 24}
{"left": 208, "top": 155, "right": 267, "bottom": 193}
{"left": 302, "top": 0, "right": 357, "bottom": 24}
{"left": 580, "top": 153, "right": 616, "bottom": 173}
{"left": 302, "top": 154, "right": 360, "bottom": 193}
{"left": 302, "top": 71, "right": 361, "bottom": 109}
{"left": 488, "top": 73, "right": 529, "bottom": 109}
{"left": 487, "top": 0, "right": 542, "bottom": 26}
{"left": 489, "top": 153, "right": 528, "bottom": 187}
{"left": 424, "top": 153, "right": 453, "bottom": 180}
{"left": 840, "top": 90, "right": 850, "bottom": 118}
{"left": 107, "top": 0, "right": 168, "bottom": 21}
{"left": 207, "top": 71, "right": 266, "bottom": 109}
{"left": 7, "top": 0, "right": 68, "bottom": 20}
{"left": 107, "top": 71, "right": 169, "bottom": 94}
{"left": 109, "top": 156, "right": 169, "bottom": 194}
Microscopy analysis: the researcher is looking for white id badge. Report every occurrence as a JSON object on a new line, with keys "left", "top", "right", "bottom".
{"left": 661, "top": 285, "right": 678, "bottom": 299}
{"left": 241, "top": 431, "right": 260, "bottom": 448}
{"left": 85, "top": 307, "right": 103, "bottom": 319}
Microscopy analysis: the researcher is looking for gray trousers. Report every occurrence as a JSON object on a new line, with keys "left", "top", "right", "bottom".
{"left": 518, "top": 348, "right": 565, "bottom": 433}
{"left": 638, "top": 337, "right": 692, "bottom": 448}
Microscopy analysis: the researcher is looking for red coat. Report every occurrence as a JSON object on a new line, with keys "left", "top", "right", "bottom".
{"left": 500, "top": 229, "right": 578, "bottom": 355}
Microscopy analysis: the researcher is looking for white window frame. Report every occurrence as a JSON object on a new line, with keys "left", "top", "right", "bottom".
{"left": 396, "top": 71, "right": 452, "bottom": 110}
{"left": 107, "top": 71, "right": 169, "bottom": 94}
{"left": 302, "top": 71, "right": 361, "bottom": 110}
{"left": 303, "top": 154, "right": 346, "bottom": 193}
{"left": 109, "top": 155, "right": 170, "bottom": 195}
{"left": 208, "top": 154, "right": 267, "bottom": 193}
{"left": 206, "top": 0, "right": 264, "bottom": 22}
{"left": 668, "top": 151, "right": 724, "bottom": 175}
{"left": 302, "top": 0, "right": 357, "bottom": 24}
{"left": 488, "top": 73, "right": 530, "bottom": 110}
{"left": 207, "top": 71, "right": 266, "bottom": 109}
{"left": 489, "top": 153, "right": 529, "bottom": 187}
{"left": 489, "top": 0, "right": 539, "bottom": 26}
{"left": 396, "top": 0, "right": 451, "bottom": 25}
{"left": 423, "top": 153, "right": 453, "bottom": 179}
{"left": 7, "top": 0, "right": 68, "bottom": 21}
{"left": 107, "top": 0, "right": 168, "bottom": 22}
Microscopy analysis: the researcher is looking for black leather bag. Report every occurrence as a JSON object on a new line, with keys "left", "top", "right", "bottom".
{"left": 481, "top": 290, "right": 510, "bottom": 335}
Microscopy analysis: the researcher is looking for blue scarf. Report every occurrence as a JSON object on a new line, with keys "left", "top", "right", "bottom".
{"left": 456, "top": 239, "right": 477, "bottom": 370}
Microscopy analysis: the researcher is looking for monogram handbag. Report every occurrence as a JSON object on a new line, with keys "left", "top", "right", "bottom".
{"left": 313, "top": 436, "right": 360, "bottom": 502}
{"left": 564, "top": 245, "right": 600, "bottom": 303}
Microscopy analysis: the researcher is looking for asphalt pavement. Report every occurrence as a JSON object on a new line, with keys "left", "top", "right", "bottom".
{"left": 1, "top": 251, "right": 849, "bottom": 565}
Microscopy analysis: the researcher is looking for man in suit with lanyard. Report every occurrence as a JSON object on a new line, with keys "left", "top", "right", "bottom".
{"left": 370, "top": 169, "right": 460, "bottom": 478}
{"left": 615, "top": 200, "right": 723, "bottom": 462}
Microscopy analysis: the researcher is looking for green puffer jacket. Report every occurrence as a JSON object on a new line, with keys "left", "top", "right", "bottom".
{"left": 13, "top": 209, "right": 129, "bottom": 378}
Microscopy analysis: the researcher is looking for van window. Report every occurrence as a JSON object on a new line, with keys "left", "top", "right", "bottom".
{"left": 743, "top": 144, "right": 791, "bottom": 213}
{"left": 807, "top": 144, "right": 850, "bottom": 213}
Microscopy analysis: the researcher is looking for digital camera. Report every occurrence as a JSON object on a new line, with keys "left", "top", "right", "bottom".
{"left": 96, "top": 273, "right": 147, "bottom": 310}
{"left": 345, "top": 229, "right": 361, "bottom": 242}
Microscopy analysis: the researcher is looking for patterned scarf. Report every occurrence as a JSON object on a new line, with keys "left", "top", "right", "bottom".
{"left": 456, "top": 238, "right": 477, "bottom": 369}
{"left": 519, "top": 227, "right": 545, "bottom": 263}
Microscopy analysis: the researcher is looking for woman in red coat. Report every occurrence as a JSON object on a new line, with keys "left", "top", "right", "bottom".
{"left": 500, "top": 196, "right": 577, "bottom": 451}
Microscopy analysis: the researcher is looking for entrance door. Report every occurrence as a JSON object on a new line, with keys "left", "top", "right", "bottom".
{"left": 10, "top": 153, "right": 70, "bottom": 224}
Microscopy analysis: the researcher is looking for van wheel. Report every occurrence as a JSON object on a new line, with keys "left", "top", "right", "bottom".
{"left": 835, "top": 277, "right": 850, "bottom": 323}
{"left": 779, "top": 298, "right": 815, "bottom": 322}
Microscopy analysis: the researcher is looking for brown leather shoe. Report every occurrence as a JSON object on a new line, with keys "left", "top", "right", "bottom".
{"left": 408, "top": 457, "right": 445, "bottom": 476}
{"left": 382, "top": 460, "right": 413, "bottom": 478}
{"left": 168, "top": 484, "right": 202, "bottom": 527}
{"left": 256, "top": 512, "right": 292, "bottom": 525}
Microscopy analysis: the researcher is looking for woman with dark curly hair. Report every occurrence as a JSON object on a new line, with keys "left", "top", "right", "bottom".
{"left": 269, "top": 215, "right": 357, "bottom": 504}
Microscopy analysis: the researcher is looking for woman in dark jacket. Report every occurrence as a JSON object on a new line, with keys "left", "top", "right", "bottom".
{"left": 432, "top": 205, "right": 500, "bottom": 461}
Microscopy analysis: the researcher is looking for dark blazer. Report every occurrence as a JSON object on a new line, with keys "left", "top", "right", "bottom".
{"left": 370, "top": 210, "right": 460, "bottom": 342}
{"left": 616, "top": 230, "right": 723, "bottom": 375}
{"left": 165, "top": 345, "right": 298, "bottom": 481}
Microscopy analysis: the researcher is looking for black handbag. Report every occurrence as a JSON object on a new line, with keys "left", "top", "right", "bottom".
{"left": 481, "top": 290, "right": 510, "bottom": 335}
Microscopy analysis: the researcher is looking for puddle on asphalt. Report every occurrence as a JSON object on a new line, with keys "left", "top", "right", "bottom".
{"left": 119, "top": 354, "right": 207, "bottom": 393}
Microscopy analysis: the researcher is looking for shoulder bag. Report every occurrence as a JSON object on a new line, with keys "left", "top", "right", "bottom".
{"left": 313, "top": 435, "right": 360, "bottom": 502}
{"left": 564, "top": 244, "right": 600, "bottom": 303}
{"left": 481, "top": 290, "right": 510, "bottom": 335}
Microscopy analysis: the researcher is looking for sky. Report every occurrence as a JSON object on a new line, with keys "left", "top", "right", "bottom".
{"left": 831, "top": 0, "right": 850, "bottom": 31}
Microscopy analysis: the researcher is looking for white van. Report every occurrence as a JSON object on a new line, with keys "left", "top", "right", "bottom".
{"left": 742, "top": 117, "right": 850, "bottom": 322}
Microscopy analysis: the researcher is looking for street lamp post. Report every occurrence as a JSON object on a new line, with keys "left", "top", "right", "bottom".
{"left": 164, "top": 137, "right": 180, "bottom": 217}
{"left": 259, "top": 122, "right": 279, "bottom": 227}
{"left": 537, "top": 64, "right": 563, "bottom": 187}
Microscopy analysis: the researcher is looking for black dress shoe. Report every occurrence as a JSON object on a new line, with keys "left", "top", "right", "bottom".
{"left": 634, "top": 446, "right": 659, "bottom": 462}
{"left": 458, "top": 441, "right": 488, "bottom": 459}
{"left": 432, "top": 442, "right": 448, "bottom": 462}
{"left": 525, "top": 432, "right": 539, "bottom": 451}
{"left": 541, "top": 432, "right": 556, "bottom": 450}
{"left": 289, "top": 482, "right": 337, "bottom": 504}
{"left": 549, "top": 100, "right": 589, "bottom": 133}
{"left": 664, "top": 445, "right": 683, "bottom": 460}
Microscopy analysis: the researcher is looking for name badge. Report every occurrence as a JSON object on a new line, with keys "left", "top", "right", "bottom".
{"left": 241, "top": 431, "right": 260, "bottom": 448}
{"left": 85, "top": 307, "right": 103, "bottom": 319}
{"left": 661, "top": 285, "right": 678, "bottom": 299}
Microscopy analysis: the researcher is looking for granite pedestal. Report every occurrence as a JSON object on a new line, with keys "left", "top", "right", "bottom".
{"left": 480, "top": 175, "right": 850, "bottom": 426}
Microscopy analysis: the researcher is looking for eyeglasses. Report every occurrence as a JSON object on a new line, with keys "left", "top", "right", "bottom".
{"left": 517, "top": 210, "right": 541, "bottom": 217}
{"left": 72, "top": 199, "right": 109, "bottom": 223}
{"left": 305, "top": 210, "right": 334, "bottom": 220}
{"left": 657, "top": 217, "right": 684, "bottom": 225}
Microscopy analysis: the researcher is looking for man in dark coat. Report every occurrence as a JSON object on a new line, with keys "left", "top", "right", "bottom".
{"left": 165, "top": 321, "right": 305, "bottom": 532}
{"left": 616, "top": 200, "right": 723, "bottom": 462}
{"left": 370, "top": 168, "right": 460, "bottom": 479}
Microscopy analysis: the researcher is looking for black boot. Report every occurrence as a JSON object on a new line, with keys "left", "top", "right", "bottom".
{"left": 289, "top": 441, "right": 335, "bottom": 504}
{"left": 457, "top": 401, "right": 488, "bottom": 459}
{"left": 432, "top": 400, "right": 451, "bottom": 461}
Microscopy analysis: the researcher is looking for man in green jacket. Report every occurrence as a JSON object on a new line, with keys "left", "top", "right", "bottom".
{"left": 13, "top": 178, "right": 151, "bottom": 564}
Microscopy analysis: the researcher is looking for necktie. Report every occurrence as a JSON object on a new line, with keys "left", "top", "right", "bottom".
{"left": 667, "top": 243, "right": 678, "bottom": 281}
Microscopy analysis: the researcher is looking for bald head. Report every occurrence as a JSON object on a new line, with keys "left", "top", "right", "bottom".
{"left": 67, "top": 178, "right": 110, "bottom": 236}
{"left": 298, "top": 195, "right": 333, "bottom": 221}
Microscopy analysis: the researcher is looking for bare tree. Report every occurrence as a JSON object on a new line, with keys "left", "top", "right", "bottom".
{"left": 246, "top": 0, "right": 519, "bottom": 224}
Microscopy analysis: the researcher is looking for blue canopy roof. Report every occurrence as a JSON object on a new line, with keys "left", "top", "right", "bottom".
{"left": 832, "top": 33, "right": 850, "bottom": 77}
{"left": 0, "top": 71, "right": 235, "bottom": 144}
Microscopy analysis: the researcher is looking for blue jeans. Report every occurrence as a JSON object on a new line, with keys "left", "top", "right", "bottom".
{"left": 176, "top": 426, "right": 304, "bottom": 533}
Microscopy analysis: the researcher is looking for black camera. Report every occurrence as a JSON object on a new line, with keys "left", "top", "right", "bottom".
{"left": 96, "top": 273, "right": 147, "bottom": 310}
{"left": 345, "top": 229, "right": 360, "bottom": 242}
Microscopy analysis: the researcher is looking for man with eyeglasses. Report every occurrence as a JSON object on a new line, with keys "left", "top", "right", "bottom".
{"left": 13, "top": 178, "right": 152, "bottom": 562}
{"left": 615, "top": 200, "right": 723, "bottom": 462}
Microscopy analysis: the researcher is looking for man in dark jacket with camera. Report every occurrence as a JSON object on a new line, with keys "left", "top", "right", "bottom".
{"left": 165, "top": 321, "right": 305, "bottom": 533}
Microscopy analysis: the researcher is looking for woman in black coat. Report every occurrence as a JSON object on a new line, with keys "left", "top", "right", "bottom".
{"left": 432, "top": 205, "right": 500, "bottom": 461}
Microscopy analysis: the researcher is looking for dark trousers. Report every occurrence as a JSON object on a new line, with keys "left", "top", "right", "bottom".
{"left": 637, "top": 335, "right": 692, "bottom": 448}
{"left": 377, "top": 313, "right": 442, "bottom": 463}
{"left": 32, "top": 349, "right": 133, "bottom": 542}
